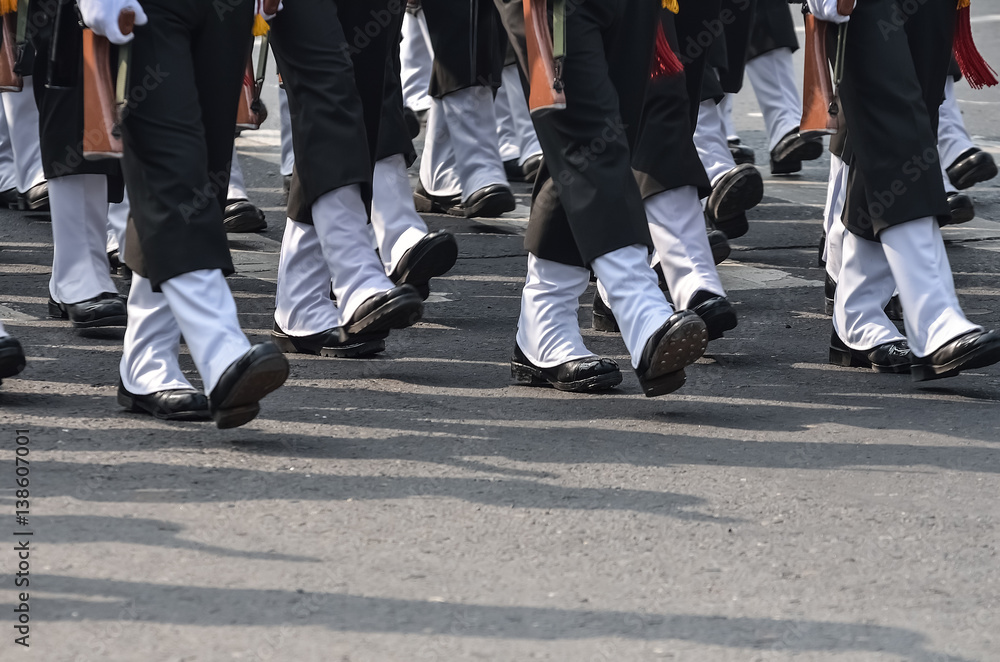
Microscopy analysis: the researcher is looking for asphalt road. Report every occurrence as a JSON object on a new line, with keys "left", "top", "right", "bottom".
{"left": 2, "top": 6, "right": 1000, "bottom": 661}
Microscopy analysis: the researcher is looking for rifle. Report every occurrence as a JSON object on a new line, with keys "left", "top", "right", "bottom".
{"left": 523, "top": 0, "right": 566, "bottom": 115}
{"left": 82, "top": 10, "right": 135, "bottom": 159}
{"left": 799, "top": 1, "right": 853, "bottom": 137}
{"left": 0, "top": 12, "right": 20, "bottom": 92}
{"left": 236, "top": 33, "right": 269, "bottom": 130}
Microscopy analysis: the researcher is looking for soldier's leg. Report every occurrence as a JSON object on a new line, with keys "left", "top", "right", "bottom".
{"left": 1, "top": 76, "right": 46, "bottom": 208}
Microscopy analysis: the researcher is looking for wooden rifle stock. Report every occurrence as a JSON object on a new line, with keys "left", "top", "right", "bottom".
{"left": 236, "top": 35, "right": 269, "bottom": 130}
{"left": 263, "top": 0, "right": 281, "bottom": 14}
{"left": 523, "top": 0, "right": 565, "bottom": 114}
{"left": 82, "top": 10, "right": 135, "bottom": 159}
{"left": 799, "top": 14, "right": 838, "bottom": 136}
{"left": 0, "top": 13, "right": 21, "bottom": 93}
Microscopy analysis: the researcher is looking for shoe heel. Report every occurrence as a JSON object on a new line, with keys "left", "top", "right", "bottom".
{"left": 48, "top": 300, "right": 67, "bottom": 319}
{"left": 829, "top": 345, "right": 872, "bottom": 369}
{"left": 413, "top": 193, "right": 434, "bottom": 213}
{"left": 117, "top": 390, "right": 138, "bottom": 411}
{"left": 213, "top": 404, "right": 261, "bottom": 430}
{"left": 824, "top": 297, "right": 834, "bottom": 316}
{"left": 511, "top": 362, "right": 545, "bottom": 386}
{"left": 638, "top": 369, "right": 687, "bottom": 398}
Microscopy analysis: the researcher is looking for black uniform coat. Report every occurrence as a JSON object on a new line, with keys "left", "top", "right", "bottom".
{"left": 746, "top": 0, "right": 799, "bottom": 61}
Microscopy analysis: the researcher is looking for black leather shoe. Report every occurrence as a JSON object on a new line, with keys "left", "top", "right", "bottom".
{"left": 944, "top": 192, "right": 975, "bottom": 226}
{"left": 511, "top": 344, "right": 622, "bottom": 392}
{"left": 706, "top": 164, "right": 763, "bottom": 223}
{"left": 209, "top": 343, "right": 289, "bottom": 429}
{"left": 108, "top": 249, "right": 121, "bottom": 273}
{"left": 911, "top": 329, "right": 1000, "bottom": 382}
{"left": 818, "top": 232, "right": 826, "bottom": 268}
{"left": 403, "top": 105, "right": 421, "bottom": 139}
{"left": 389, "top": 231, "right": 458, "bottom": 299}
{"left": 706, "top": 219, "right": 732, "bottom": 264}
{"left": 689, "top": 291, "right": 737, "bottom": 340}
{"left": 0, "top": 335, "right": 26, "bottom": 385}
{"left": 0, "top": 187, "right": 19, "bottom": 209}
{"left": 504, "top": 154, "right": 543, "bottom": 183}
{"left": 413, "top": 182, "right": 462, "bottom": 214}
{"left": 947, "top": 148, "right": 998, "bottom": 190}
{"left": 728, "top": 139, "right": 756, "bottom": 165}
{"left": 223, "top": 199, "right": 267, "bottom": 233}
{"left": 341, "top": 285, "right": 423, "bottom": 341}
{"left": 829, "top": 331, "right": 911, "bottom": 373}
{"left": 272, "top": 322, "right": 386, "bottom": 358}
{"left": 592, "top": 290, "right": 619, "bottom": 333}
{"left": 714, "top": 211, "right": 749, "bottom": 240}
{"left": 451, "top": 184, "right": 516, "bottom": 218}
{"left": 770, "top": 128, "right": 824, "bottom": 175}
{"left": 19, "top": 182, "right": 49, "bottom": 212}
{"left": 635, "top": 311, "right": 708, "bottom": 397}
{"left": 118, "top": 383, "right": 211, "bottom": 421}
{"left": 48, "top": 292, "right": 127, "bottom": 328}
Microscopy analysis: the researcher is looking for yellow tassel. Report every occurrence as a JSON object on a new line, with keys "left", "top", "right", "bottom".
{"left": 958, "top": 0, "right": 970, "bottom": 8}
{"left": 0, "top": 0, "right": 18, "bottom": 16}
{"left": 662, "top": 0, "right": 679, "bottom": 13}
{"left": 252, "top": 14, "right": 270, "bottom": 36}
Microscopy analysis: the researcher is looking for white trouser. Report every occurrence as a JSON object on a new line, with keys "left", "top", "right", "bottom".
{"left": 278, "top": 87, "right": 295, "bottom": 177}
{"left": 695, "top": 99, "right": 738, "bottom": 185}
{"left": 120, "top": 274, "right": 194, "bottom": 394}
{"left": 106, "top": 194, "right": 129, "bottom": 255}
{"left": 593, "top": 245, "right": 675, "bottom": 369}
{"left": 745, "top": 48, "right": 802, "bottom": 151}
{"left": 823, "top": 155, "right": 850, "bottom": 280}
{"left": 937, "top": 77, "right": 976, "bottom": 171}
{"left": 372, "top": 154, "right": 428, "bottom": 274}
{"left": 420, "top": 87, "right": 509, "bottom": 201}
{"left": 48, "top": 175, "right": 117, "bottom": 304}
{"left": 833, "top": 232, "right": 905, "bottom": 351}
{"left": 0, "top": 110, "right": 16, "bottom": 192}
{"left": 400, "top": 9, "right": 433, "bottom": 113}
{"left": 881, "top": 218, "right": 980, "bottom": 358}
{"left": 227, "top": 145, "right": 248, "bottom": 201}
{"left": 647, "top": 186, "right": 726, "bottom": 310}
{"left": 274, "top": 218, "right": 340, "bottom": 336}
{"left": 159, "top": 269, "right": 252, "bottom": 394}
{"left": 496, "top": 64, "right": 542, "bottom": 167}
{"left": 515, "top": 254, "right": 594, "bottom": 368}
{"left": 1, "top": 77, "right": 45, "bottom": 193}
{"left": 719, "top": 94, "right": 738, "bottom": 142}
{"left": 313, "top": 184, "right": 395, "bottom": 323}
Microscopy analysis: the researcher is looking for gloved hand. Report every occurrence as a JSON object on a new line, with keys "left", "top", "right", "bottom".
{"left": 807, "top": 0, "right": 854, "bottom": 23}
{"left": 255, "top": 0, "right": 284, "bottom": 20}
{"left": 77, "top": 0, "right": 149, "bottom": 45}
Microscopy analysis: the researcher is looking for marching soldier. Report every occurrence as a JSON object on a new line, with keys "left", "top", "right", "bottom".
{"left": 814, "top": 0, "right": 1000, "bottom": 380}
{"left": 79, "top": 0, "right": 289, "bottom": 427}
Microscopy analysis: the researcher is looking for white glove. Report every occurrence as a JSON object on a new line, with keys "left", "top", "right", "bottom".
{"left": 77, "top": 0, "right": 149, "bottom": 45}
{"left": 807, "top": 0, "right": 853, "bottom": 24}
{"left": 255, "top": 0, "right": 284, "bottom": 20}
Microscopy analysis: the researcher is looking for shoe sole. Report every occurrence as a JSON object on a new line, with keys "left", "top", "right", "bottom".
{"left": 770, "top": 158, "right": 802, "bottom": 175}
{"left": 271, "top": 332, "right": 386, "bottom": 359}
{"left": 637, "top": 317, "right": 709, "bottom": 397}
{"left": 0, "top": 351, "right": 26, "bottom": 380}
{"left": 393, "top": 235, "right": 459, "bottom": 296}
{"left": 709, "top": 235, "right": 732, "bottom": 265}
{"left": 510, "top": 360, "right": 623, "bottom": 393}
{"left": 345, "top": 293, "right": 424, "bottom": 338}
{"left": 117, "top": 391, "right": 211, "bottom": 421}
{"left": 828, "top": 346, "right": 911, "bottom": 374}
{"left": 47, "top": 301, "right": 126, "bottom": 328}
{"left": 709, "top": 168, "right": 763, "bottom": 221}
{"left": 774, "top": 139, "right": 824, "bottom": 166}
{"left": 911, "top": 342, "right": 1000, "bottom": 382}
{"left": 413, "top": 191, "right": 457, "bottom": 214}
{"left": 212, "top": 353, "right": 290, "bottom": 429}
{"left": 448, "top": 191, "right": 516, "bottom": 219}
{"left": 947, "top": 203, "right": 975, "bottom": 226}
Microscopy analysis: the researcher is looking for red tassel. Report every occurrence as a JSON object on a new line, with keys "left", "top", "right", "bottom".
{"left": 954, "top": 5, "right": 998, "bottom": 89}
{"left": 651, "top": 22, "right": 683, "bottom": 80}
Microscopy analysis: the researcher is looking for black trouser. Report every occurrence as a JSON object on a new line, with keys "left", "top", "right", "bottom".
{"left": 632, "top": 4, "right": 719, "bottom": 200}
{"left": 506, "top": 0, "right": 658, "bottom": 268}
{"left": 376, "top": 33, "right": 417, "bottom": 166}
{"left": 838, "top": 0, "right": 954, "bottom": 239}
{"left": 120, "top": 0, "right": 252, "bottom": 290}
{"left": 269, "top": 0, "right": 398, "bottom": 224}
{"left": 422, "top": 0, "right": 506, "bottom": 96}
